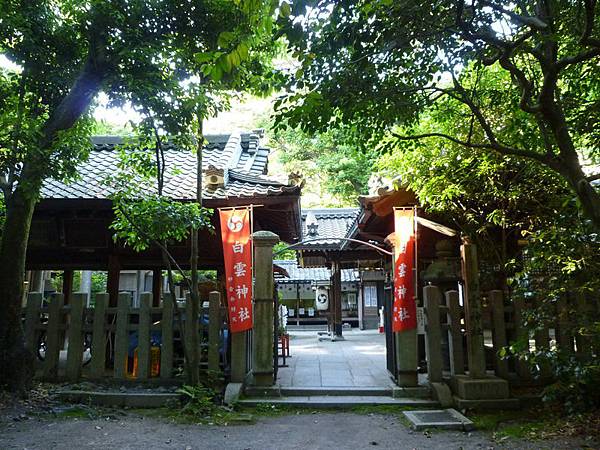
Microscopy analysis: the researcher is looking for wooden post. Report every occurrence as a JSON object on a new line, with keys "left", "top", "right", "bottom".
{"left": 114, "top": 292, "right": 131, "bottom": 379}
{"left": 90, "top": 293, "right": 108, "bottom": 378}
{"left": 152, "top": 269, "right": 162, "bottom": 307}
{"left": 331, "top": 259, "right": 343, "bottom": 338}
{"left": 184, "top": 292, "right": 199, "bottom": 381}
{"left": 575, "top": 293, "right": 592, "bottom": 358}
{"left": 489, "top": 290, "right": 509, "bottom": 379}
{"left": 62, "top": 270, "right": 74, "bottom": 305}
{"left": 208, "top": 291, "right": 221, "bottom": 373}
{"left": 423, "top": 285, "right": 443, "bottom": 383}
{"left": 24, "top": 292, "right": 43, "bottom": 353}
{"left": 556, "top": 296, "right": 573, "bottom": 354}
{"left": 460, "top": 240, "right": 486, "bottom": 378}
{"left": 160, "top": 293, "right": 174, "bottom": 379}
{"left": 251, "top": 230, "right": 279, "bottom": 386}
{"left": 512, "top": 297, "right": 531, "bottom": 380}
{"left": 137, "top": 292, "right": 152, "bottom": 379}
{"left": 107, "top": 255, "right": 121, "bottom": 307}
{"left": 43, "top": 293, "right": 64, "bottom": 380}
{"left": 66, "top": 293, "right": 86, "bottom": 382}
{"left": 445, "top": 290, "right": 465, "bottom": 376}
{"left": 534, "top": 297, "right": 552, "bottom": 379}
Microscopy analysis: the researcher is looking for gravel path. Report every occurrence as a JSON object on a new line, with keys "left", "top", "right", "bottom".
{"left": 1, "top": 411, "right": 590, "bottom": 450}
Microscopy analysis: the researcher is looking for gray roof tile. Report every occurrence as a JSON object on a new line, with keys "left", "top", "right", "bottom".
{"left": 41, "top": 132, "right": 298, "bottom": 200}
{"left": 298, "top": 208, "right": 359, "bottom": 249}
{"left": 274, "top": 259, "right": 357, "bottom": 283}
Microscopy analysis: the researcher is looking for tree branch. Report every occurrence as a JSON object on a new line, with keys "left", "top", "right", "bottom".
{"left": 581, "top": 0, "right": 600, "bottom": 47}
{"left": 556, "top": 47, "right": 600, "bottom": 70}
{"left": 391, "top": 131, "right": 550, "bottom": 165}
{"left": 587, "top": 173, "right": 600, "bottom": 182}
{"left": 480, "top": 0, "right": 549, "bottom": 30}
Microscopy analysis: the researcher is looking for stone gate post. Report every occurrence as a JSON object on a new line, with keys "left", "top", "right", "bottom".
{"left": 251, "top": 230, "right": 279, "bottom": 386}
{"left": 387, "top": 232, "right": 418, "bottom": 387}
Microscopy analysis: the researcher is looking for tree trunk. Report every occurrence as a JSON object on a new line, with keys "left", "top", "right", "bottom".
{"left": 558, "top": 157, "right": 600, "bottom": 229}
{"left": 0, "top": 186, "right": 37, "bottom": 393}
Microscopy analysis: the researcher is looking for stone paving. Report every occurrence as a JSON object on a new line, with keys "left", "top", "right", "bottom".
{"left": 276, "top": 329, "right": 395, "bottom": 388}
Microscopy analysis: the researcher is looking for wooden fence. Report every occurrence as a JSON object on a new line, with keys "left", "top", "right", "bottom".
{"left": 423, "top": 285, "right": 595, "bottom": 384}
{"left": 22, "top": 290, "right": 228, "bottom": 383}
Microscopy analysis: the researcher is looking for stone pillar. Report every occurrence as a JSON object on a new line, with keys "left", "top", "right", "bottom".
{"left": 460, "top": 239, "right": 486, "bottom": 378}
{"left": 423, "top": 285, "right": 443, "bottom": 383}
{"left": 251, "top": 230, "right": 279, "bottom": 386}
{"left": 388, "top": 233, "right": 418, "bottom": 387}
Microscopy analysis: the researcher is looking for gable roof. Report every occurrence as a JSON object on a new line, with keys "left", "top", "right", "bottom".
{"left": 297, "top": 208, "right": 359, "bottom": 250}
{"left": 40, "top": 131, "right": 299, "bottom": 201}
{"left": 274, "top": 259, "right": 358, "bottom": 284}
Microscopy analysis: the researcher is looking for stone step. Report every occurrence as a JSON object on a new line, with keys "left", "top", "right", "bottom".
{"left": 238, "top": 396, "right": 439, "bottom": 408}
{"left": 56, "top": 390, "right": 181, "bottom": 408}
{"left": 279, "top": 386, "right": 394, "bottom": 397}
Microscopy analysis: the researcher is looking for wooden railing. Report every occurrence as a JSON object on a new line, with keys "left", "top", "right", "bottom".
{"left": 22, "top": 291, "right": 227, "bottom": 383}
{"left": 423, "top": 284, "right": 593, "bottom": 383}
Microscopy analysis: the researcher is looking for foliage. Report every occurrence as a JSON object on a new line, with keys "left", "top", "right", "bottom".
{"left": 177, "top": 384, "right": 218, "bottom": 417}
{"left": 0, "top": 0, "right": 283, "bottom": 392}
{"left": 273, "top": 241, "right": 296, "bottom": 260}
{"left": 267, "top": 122, "right": 375, "bottom": 205}
{"left": 278, "top": 0, "right": 600, "bottom": 227}
{"left": 506, "top": 201, "right": 600, "bottom": 411}
{"left": 377, "top": 66, "right": 571, "bottom": 288}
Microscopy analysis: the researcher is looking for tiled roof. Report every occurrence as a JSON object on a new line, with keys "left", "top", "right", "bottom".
{"left": 41, "top": 132, "right": 297, "bottom": 200}
{"left": 274, "top": 259, "right": 357, "bottom": 283}
{"left": 298, "top": 208, "right": 359, "bottom": 250}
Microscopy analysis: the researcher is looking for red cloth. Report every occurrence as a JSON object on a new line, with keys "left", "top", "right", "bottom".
{"left": 219, "top": 208, "right": 253, "bottom": 332}
{"left": 392, "top": 209, "right": 417, "bottom": 332}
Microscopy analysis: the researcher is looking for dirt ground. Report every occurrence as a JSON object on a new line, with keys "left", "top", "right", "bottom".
{"left": 1, "top": 405, "right": 597, "bottom": 450}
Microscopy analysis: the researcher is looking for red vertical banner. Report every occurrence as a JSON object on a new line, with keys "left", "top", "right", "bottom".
{"left": 219, "top": 207, "right": 253, "bottom": 333}
{"left": 392, "top": 208, "right": 417, "bottom": 332}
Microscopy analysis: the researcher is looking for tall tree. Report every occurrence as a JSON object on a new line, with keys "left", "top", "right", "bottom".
{"left": 279, "top": 0, "right": 600, "bottom": 227}
{"left": 0, "top": 0, "right": 278, "bottom": 393}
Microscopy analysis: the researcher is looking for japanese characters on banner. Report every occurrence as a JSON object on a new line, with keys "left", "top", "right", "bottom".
{"left": 392, "top": 208, "right": 417, "bottom": 332}
{"left": 219, "top": 207, "right": 253, "bottom": 333}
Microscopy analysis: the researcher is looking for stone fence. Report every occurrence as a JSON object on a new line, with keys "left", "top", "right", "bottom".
{"left": 22, "top": 290, "right": 226, "bottom": 383}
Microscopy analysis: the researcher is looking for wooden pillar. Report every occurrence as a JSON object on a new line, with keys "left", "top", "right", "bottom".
{"left": 460, "top": 239, "right": 486, "bottom": 378}
{"left": 490, "top": 290, "right": 509, "bottom": 379}
{"left": 331, "top": 259, "right": 343, "bottom": 338}
{"left": 152, "top": 269, "right": 162, "bottom": 306}
{"left": 66, "top": 293, "right": 86, "bottom": 382}
{"left": 80, "top": 270, "right": 93, "bottom": 306}
{"left": 62, "top": 269, "right": 74, "bottom": 305}
{"left": 208, "top": 291, "right": 221, "bottom": 372}
{"left": 107, "top": 255, "right": 121, "bottom": 307}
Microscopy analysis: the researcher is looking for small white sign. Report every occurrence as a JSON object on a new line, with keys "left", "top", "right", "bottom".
{"left": 288, "top": 308, "right": 295, "bottom": 317}
{"left": 308, "top": 307, "right": 315, "bottom": 317}
{"left": 299, "top": 307, "right": 305, "bottom": 316}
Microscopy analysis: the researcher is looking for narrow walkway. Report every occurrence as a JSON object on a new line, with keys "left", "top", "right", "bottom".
{"left": 277, "top": 329, "right": 394, "bottom": 388}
